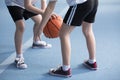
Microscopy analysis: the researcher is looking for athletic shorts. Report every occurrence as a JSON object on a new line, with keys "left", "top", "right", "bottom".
{"left": 7, "top": 6, "right": 38, "bottom": 22}
{"left": 63, "top": 0, "right": 98, "bottom": 26}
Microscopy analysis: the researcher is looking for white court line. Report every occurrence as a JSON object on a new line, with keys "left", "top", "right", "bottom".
{"left": 0, "top": 38, "right": 33, "bottom": 74}
{"left": 0, "top": 6, "right": 68, "bottom": 74}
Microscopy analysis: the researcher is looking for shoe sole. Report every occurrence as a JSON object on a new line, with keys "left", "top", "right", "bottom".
{"left": 14, "top": 61, "right": 28, "bottom": 69}
{"left": 32, "top": 44, "right": 52, "bottom": 49}
{"left": 49, "top": 71, "right": 72, "bottom": 78}
{"left": 83, "top": 63, "right": 97, "bottom": 70}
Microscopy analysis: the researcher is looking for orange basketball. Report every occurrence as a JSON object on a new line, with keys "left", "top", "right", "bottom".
{"left": 43, "top": 15, "right": 63, "bottom": 38}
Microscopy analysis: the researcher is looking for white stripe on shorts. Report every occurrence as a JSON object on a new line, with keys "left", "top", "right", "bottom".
{"left": 66, "top": 5, "right": 77, "bottom": 25}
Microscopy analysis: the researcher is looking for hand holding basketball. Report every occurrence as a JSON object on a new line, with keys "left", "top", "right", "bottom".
{"left": 43, "top": 14, "right": 63, "bottom": 38}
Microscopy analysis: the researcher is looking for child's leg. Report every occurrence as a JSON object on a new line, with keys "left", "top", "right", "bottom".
{"left": 15, "top": 20, "right": 25, "bottom": 57}
{"left": 49, "top": 23, "right": 74, "bottom": 77}
{"left": 6, "top": 6, "right": 27, "bottom": 69}
{"left": 82, "top": 21, "right": 96, "bottom": 61}
{"left": 59, "top": 23, "right": 75, "bottom": 66}
{"left": 31, "top": 15, "right": 42, "bottom": 41}
{"left": 14, "top": 20, "right": 27, "bottom": 69}
{"left": 31, "top": 15, "right": 52, "bottom": 48}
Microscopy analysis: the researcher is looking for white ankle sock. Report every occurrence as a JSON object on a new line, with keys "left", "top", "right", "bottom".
{"left": 16, "top": 54, "right": 23, "bottom": 58}
{"left": 88, "top": 59, "right": 96, "bottom": 64}
{"left": 62, "top": 65, "right": 70, "bottom": 71}
{"left": 34, "top": 41, "right": 46, "bottom": 45}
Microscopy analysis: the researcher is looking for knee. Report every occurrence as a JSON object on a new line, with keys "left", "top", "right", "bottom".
{"left": 59, "top": 30, "right": 64, "bottom": 39}
{"left": 34, "top": 15, "right": 42, "bottom": 26}
{"left": 34, "top": 20, "right": 41, "bottom": 26}
{"left": 59, "top": 30, "right": 65, "bottom": 39}
{"left": 15, "top": 21, "right": 25, "bottom": 33}
{"left": 82, "top": 28, "right": 92, "bottom": 38}
{"left": 59, "top": 29, "right": 69, "bottom": 40}
{"left": 82, "top": 22, "right": 93, "bottom": 37}
{"left": 59, "top": 24, "right": 71, "bottom": 39}
{"left": 17, "top": 26, "right": 25, "bottom": 33}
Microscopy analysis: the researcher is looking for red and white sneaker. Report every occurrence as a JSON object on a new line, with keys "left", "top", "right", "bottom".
{"left": 49, "top": 66, "right": 72, "bottom": 77}
{"left": 83, "top": 60, "right": 97, "bottom": 70}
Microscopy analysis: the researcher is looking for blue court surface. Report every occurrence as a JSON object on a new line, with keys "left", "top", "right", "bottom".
{"left": 0, "top": 0, "right": 120, "bottom": 80}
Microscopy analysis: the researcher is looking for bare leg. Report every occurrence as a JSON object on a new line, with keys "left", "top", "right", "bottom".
{"left": 59, "top": 23, "right": 75, "bottom": 65}
{"left": 31, "top": 15, "right": 42, "bottom": 41}
{"left": 14, "top": 20, "right": 28, "bottom": 69}
{"left": 82, "top": 21, "right": 96, "bottom": 60}
{"left": 31, "top": 15, "right": 52, "bottom": 48}
{"left": 15, "top": 20, "right": 25, "bottom": 55}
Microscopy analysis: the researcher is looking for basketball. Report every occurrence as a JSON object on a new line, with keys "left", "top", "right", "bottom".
{"left": 43, "top": 15, "right": 63, "bottom": 38}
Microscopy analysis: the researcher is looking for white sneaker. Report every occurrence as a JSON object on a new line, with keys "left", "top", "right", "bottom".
{"left": 32, "top": 41, "right": 52, "bottom": 49}
{"left": 15, "top": 58, "right": 28, "bottom": 69}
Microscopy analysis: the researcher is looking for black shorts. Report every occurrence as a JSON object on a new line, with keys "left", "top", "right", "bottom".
{"left": 7, "top": 6, "right": 38, "bottom": 22}
{"left": 63, "top": 0, "right": 98, "bottom": 26}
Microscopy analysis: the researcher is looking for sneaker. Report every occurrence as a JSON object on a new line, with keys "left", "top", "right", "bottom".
{"left": 49, "top": 66, "right": 72, "bottom": 77}
{"left": 32, "top": 41, "right": 52, "bottom": 48}
{"left": 15, "top": 58, "right": 28, "bottom": 69}
{"left": 83, "top": 60, "right": 97, "bottom": 70}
